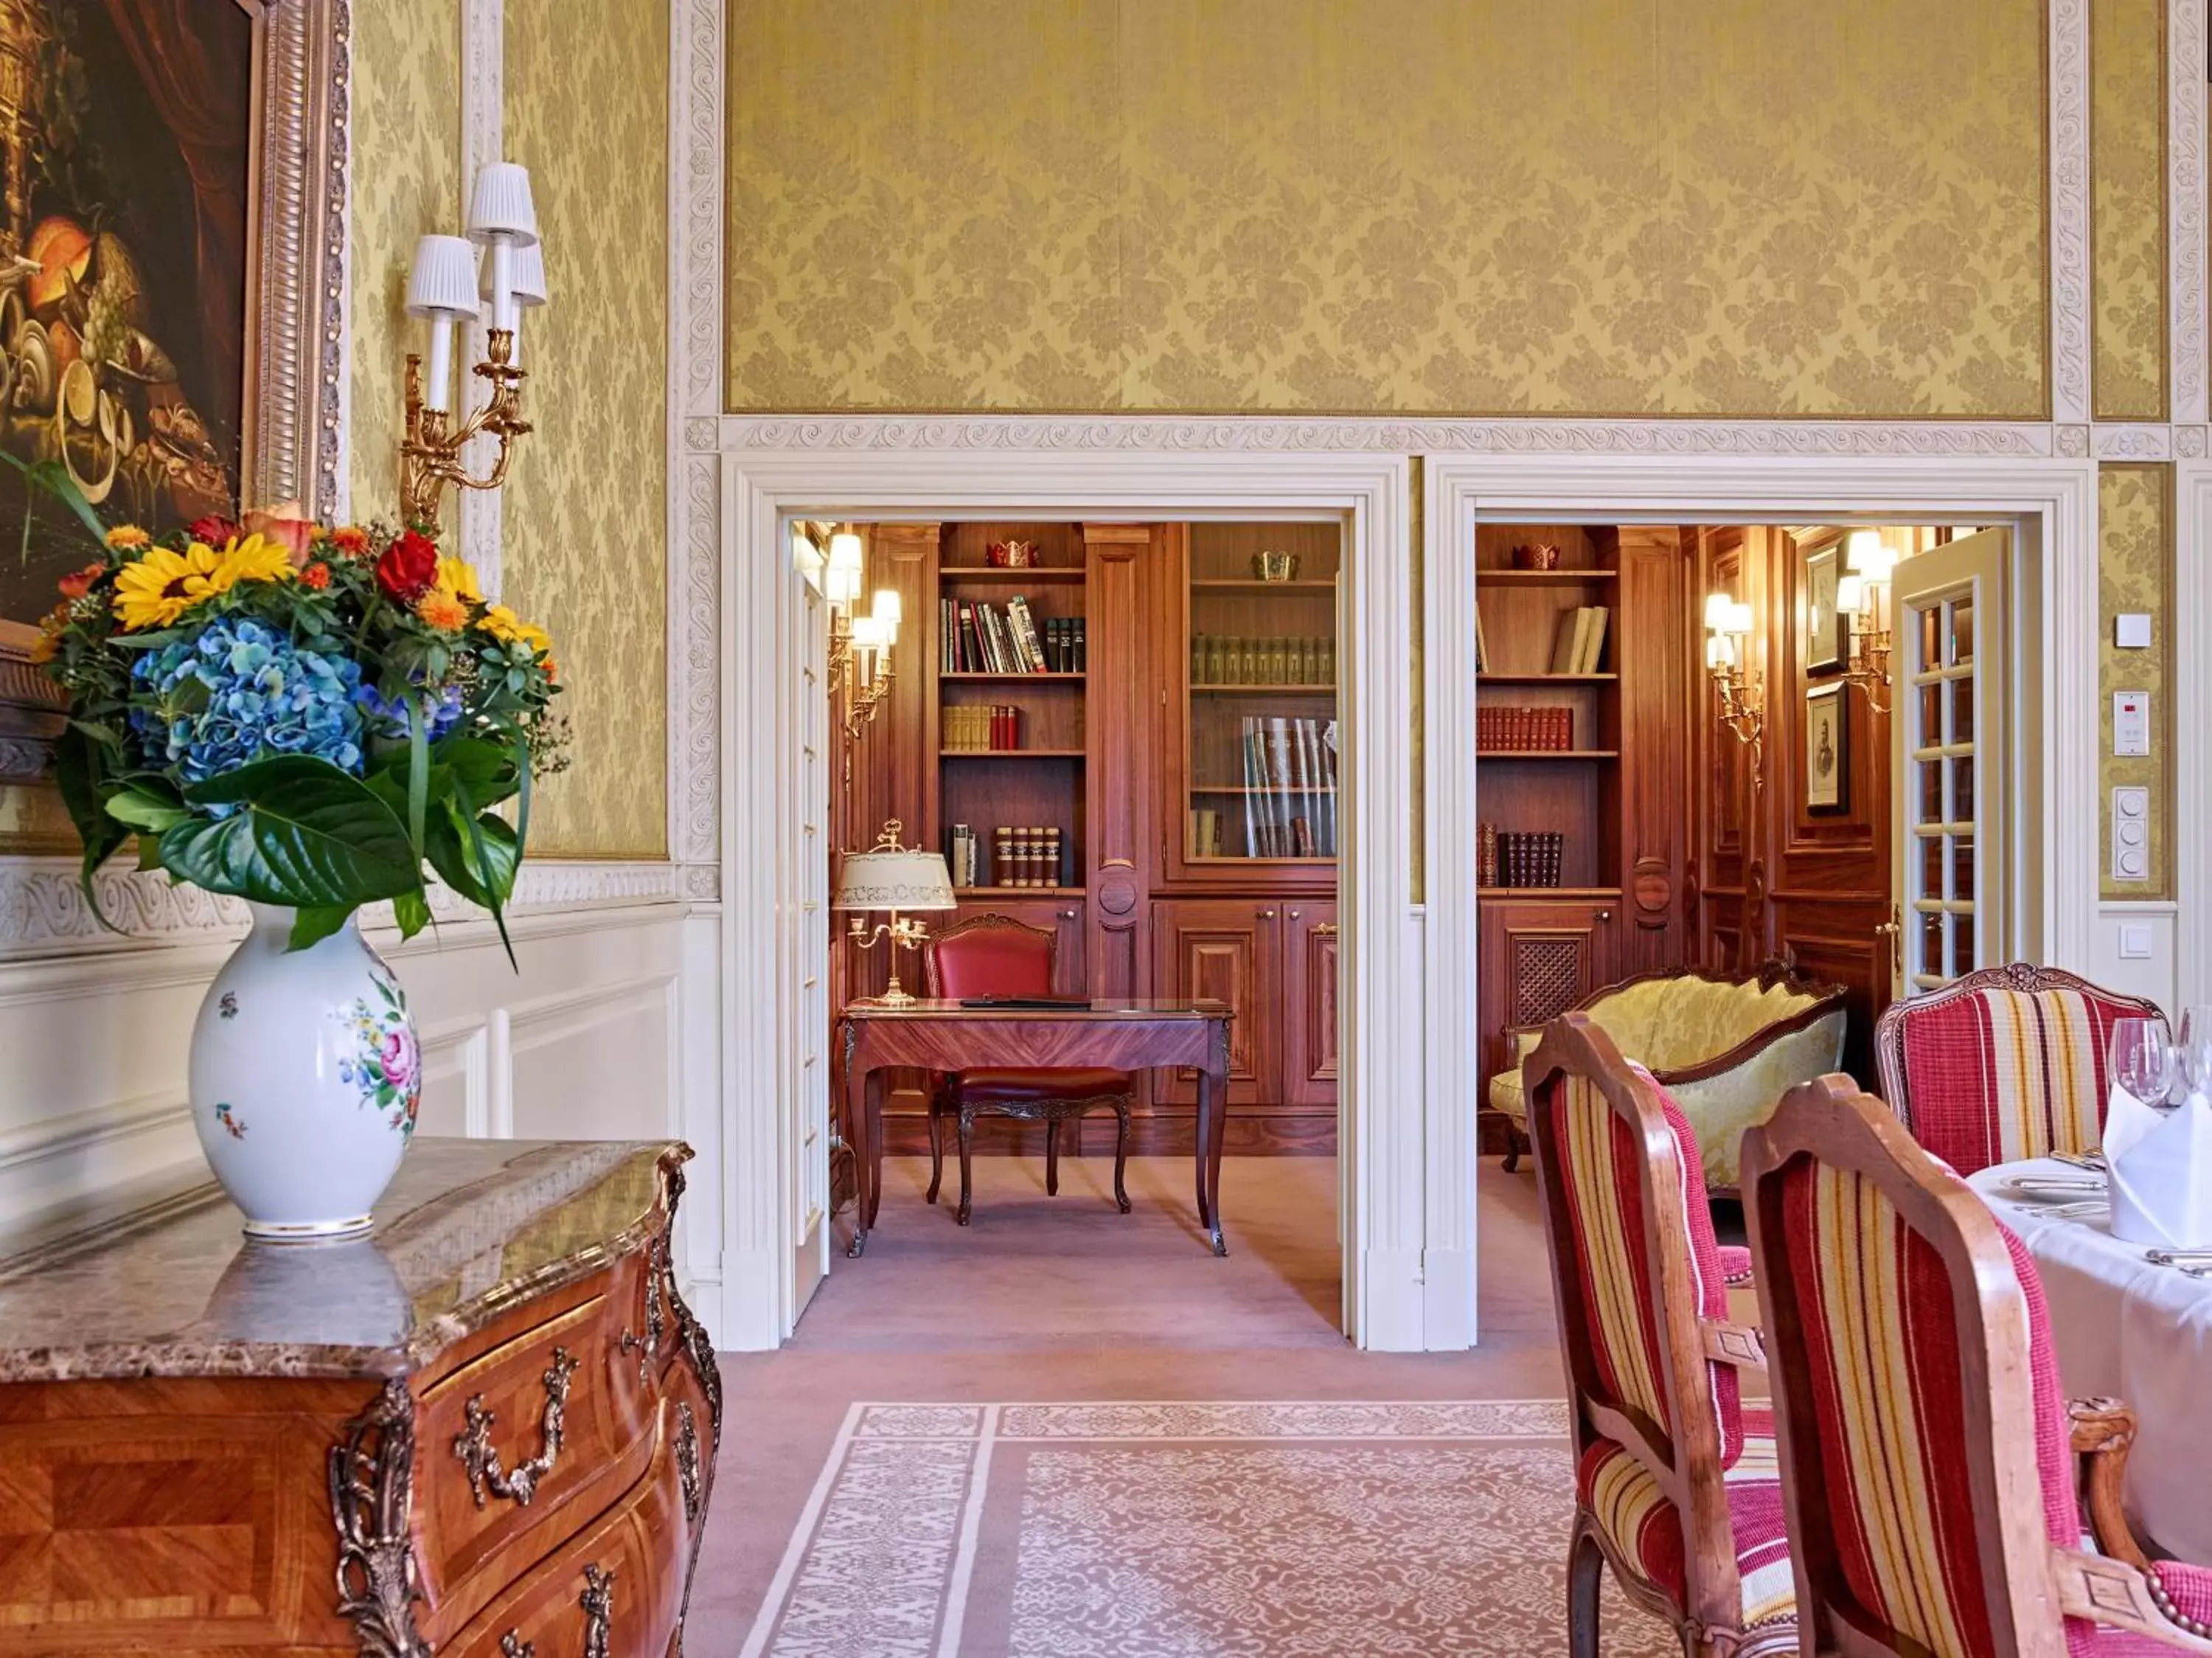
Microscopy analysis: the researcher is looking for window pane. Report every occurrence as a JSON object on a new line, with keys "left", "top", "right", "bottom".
{"left": 1950, "top": 598, "right": 1975, "bottom": 666}
{"left": 1951, "top": 912, "right": 1976, "bottom": 977}
{"left": 1920, "top": 836, "right": 1944, "bottom": 899}
{"left": 1951, "top": 836, "right": 1975, "bottom": 902}
{"left": 1921, "top": 760, "right": 1944, "bottom": 822}
{"left": 1950, "top": 677, "right": 1973, "bottom": 745}
{"left": 1951, "top": 755, "right": 1975, "bottom": 822}
{"left": 1919, "top": 606, "right": 1941, "bottom": 669}
{"left": 1921, "top": 910, "right": 1946, "bottom": 973}
{"left": 1919, "top": 682, "right": 1943, "bottom": 745}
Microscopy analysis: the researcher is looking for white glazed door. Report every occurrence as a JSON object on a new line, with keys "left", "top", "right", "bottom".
{"left": 1891, "top": 527, "right": 2010, "bottom": 997}
{"left": 790, "top": 570, "right": 831, "bottom": 1319}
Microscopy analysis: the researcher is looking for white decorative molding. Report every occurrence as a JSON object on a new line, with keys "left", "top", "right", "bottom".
{"left": 2058, "top": 423, "right": 2093, "bottom": 456}
{"left": 2178, "top": 465, "right": 2212, "bottom": 1010}
{"left": 2093, "top": 423, "right": 2175, "bottom": 459}
{"left": 459, "top": 0, "right": 505, "bottom": 594}
{"left": 0, "top": 858, "right": 696, "bottom": 955}
{"left": 2051, "top": 0, "right": 2092, "bottom": 424}
{"left": 2172, "top": 0, "right": 2208, "bottom": 426}
{"left": 667, "top": 0, "right": 726, "bottom": 867}
{"left": 720, "top": 415, "right": 2059, "bottom": 459}
{"left": 2179, "top": 425, "right": 2209, "bottom": 459}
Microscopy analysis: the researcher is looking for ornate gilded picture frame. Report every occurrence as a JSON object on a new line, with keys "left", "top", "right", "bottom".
{"left": 0, "top": 0, "right": 347, "bottom": 831}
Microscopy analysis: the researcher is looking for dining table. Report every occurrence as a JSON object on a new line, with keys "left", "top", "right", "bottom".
{"left": 1973, "top": 1156, "right": 2212, "bottom": 1561}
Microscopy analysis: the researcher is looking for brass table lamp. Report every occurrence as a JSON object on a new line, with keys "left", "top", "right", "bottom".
{"left": 832, "top": 821, "right": 957, "bottom": 1007}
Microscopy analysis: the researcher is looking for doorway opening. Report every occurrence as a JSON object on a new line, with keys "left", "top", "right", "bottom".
{"left": 805, "top": 516, "right": 1346, "bottom": 1346}
{"left": 1472, "top": 517, "right": 2039, "bottom": 1194}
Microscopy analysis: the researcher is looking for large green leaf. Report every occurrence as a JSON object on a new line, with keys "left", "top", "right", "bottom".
{"left": 104, "top": 786, "right": 192, "bottom": 835}
{"left": 426, "top": 802, "right": 518, "bottom": 909}
{"left": 289, "top": 904, "right": 355, "bottom": 951}
{"left": 52, "top": 725, "right": 126, "bottom": 926}
{"left": 161, "top": 757, "right": 425, "bottom": 908}
{"left": 434, "top": 731, "right": 522, "bottom": 805}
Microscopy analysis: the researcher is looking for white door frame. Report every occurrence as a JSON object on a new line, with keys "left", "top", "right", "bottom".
{"left": 713, "top": 447, "right": 1429, "bottom": 1352}
{"left": 1427, "top": 454, "right": 2101, "bottom": 1297}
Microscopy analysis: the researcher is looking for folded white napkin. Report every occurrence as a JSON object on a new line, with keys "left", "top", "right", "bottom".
{"left": 2109, "top": 1092, "right": 2212, "bottom": 1249}
{"left": 2103, "top": 1081, "right": 2166, "bottom": 1162}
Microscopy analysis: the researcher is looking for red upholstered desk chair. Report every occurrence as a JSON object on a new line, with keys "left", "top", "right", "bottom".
{"left": 1523, "top": 1013, "right": 1798, "bottom": 1658}
{"left": 1740, "top": 1074, "right": 2212, "bottom": 1657}
{"left": 921, "top": 913, "right": 1135, "bottom": 1227}
{"left": 1872, "top": 962, "right": 2166, "bottom": 1176}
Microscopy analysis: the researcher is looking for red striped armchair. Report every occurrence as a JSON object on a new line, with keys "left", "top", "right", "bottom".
{"left": 1523, "top": 1013, "right": 1797, "bottom": 1658}
{"left": 1741, "top": 1074, "right": 2212, "bottom": 1656}
{"left": 1872, "top": 962, "right": 2164, "bottom": 1176}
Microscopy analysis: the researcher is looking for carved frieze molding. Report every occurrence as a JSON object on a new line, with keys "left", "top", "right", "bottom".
{"left": 2051, "top": 0, "right": 2092, "bottom": 426}
{"left": 0, "top": 859, "right": 713, "bottom": 954}
{"left": 2094, "top": 426, "right": 2176, "bottom": 461}
{"left": 2172, "top": 0, "right": 2208, "bottom": 426}
{"left": 718, "top": 416, "right": 2064, "bottom": 458}
{"left": 459, "top": 0, "right": 506, "bottom": 595}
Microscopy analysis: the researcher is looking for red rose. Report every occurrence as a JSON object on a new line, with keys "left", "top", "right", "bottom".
{"left": 243, "top": 505, "right": 317, "bottom": 568}
{"left": 56, "top": 561, "right": 102, "bottom": 600}
{"left": 375, "top": 529, "right": 439, "bottom": 602}
{"left": 188, "top": 515, "right": 240, "bottom": 547}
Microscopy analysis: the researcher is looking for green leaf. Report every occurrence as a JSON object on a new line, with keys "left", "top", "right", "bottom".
{"left": 66, "top": 717, "right": 124, "bottom": 752}
{"left": 103, "top": 786, "right": 192, "bottom": 834}
{"left": 52, "top": 726, "right": 126, "bottom": 926}
{"left": 289, "top": 904, "right": 355, "bottom": 951}
{"left": 164, "top": 757, "right": 425, "bottom": 908}
{"left": 392, "top": 889, "right": 433, "bottom": 939}
{"left": 405, "top": 696, "right": 428, "bottom": 859}
{"left": 426, "top": 802, "right": 518, "bottom": 908}
{"left": 434, "top": 731, "right": 521, "bottom": 805}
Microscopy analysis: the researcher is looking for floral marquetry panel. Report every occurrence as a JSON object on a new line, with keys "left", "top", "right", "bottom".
{"left": 347, "top": 0, "right": 460, "bottom": 517}
{"left": 502, "top": 0, "right": 670, "bottom": 859}
{"left": 2091, "top": 0, "right": 2168, "bottom": 420}
{"left": 2098, "top": 465, "right": 2171, "bottom": 900}
{"left": 725, "top": 0, "right": 2047, "bottom": 417}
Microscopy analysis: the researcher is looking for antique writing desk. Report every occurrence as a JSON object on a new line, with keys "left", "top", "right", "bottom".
{"left": 0, "top": 1139, "right": 718, "bottom": 1657}
{"left": 839, "top": 997, "right": 1234, "bottom": 1257}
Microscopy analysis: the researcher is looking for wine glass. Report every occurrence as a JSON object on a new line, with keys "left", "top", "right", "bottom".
{"left": 2112, "top": 1017, "right": 2177, "bottom": 1117}
{"left": 2176, "top": 1006, "right": 2212, "bottom": 1106}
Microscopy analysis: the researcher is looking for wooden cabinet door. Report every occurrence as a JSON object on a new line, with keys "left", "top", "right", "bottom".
{"left": 1476, "top": 898, "right": 1618, "bottom": 1097}
{"left": 942, "top": 898, "right": 1088, "bottom": 996}
{"left": 1152, "top": 898, "right": 1278, "bottom": 1103}
{"left": 1281, "top": 901, "right": 1339, "bottom": 1107}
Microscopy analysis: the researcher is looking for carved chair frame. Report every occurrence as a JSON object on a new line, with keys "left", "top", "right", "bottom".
{"left": 920, "top": 910, "right": 1134, "bottom": 1224}
{"left": 1739, "top": 1075, "right": 2212, "bottom": 1655}
{"left": 1871, "top": 961, "right": 2166, "bottom": 1126}
{"left": 1523, "top": 1012, "right": 1786, "bottom": 1658}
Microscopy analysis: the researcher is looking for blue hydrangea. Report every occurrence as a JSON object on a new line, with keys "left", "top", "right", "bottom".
{"left": 355, "top": 681, "right": 465, "bottom": 743}
{"left": 131, "top": 617, "right": 365, "bottom": 783}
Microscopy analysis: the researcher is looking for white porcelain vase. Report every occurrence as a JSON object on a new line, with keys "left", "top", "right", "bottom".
{"left": 188, "top": 903, "right": 421, "bottom": 1241}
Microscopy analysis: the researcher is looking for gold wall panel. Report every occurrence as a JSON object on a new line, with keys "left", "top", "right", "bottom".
{"left": 501, "top": 0, "right": 671, "bottom": 859}
{"left": 2091, "top": 0, "right": 2167, "bottom": 420}
{"left": 2098, "top": 464, "right": 2171, "bottom": 900}
{"left": 726, "top": 0, "right": 2047, "bottom": 417}
{"left": 348, "top": 0, "right": 460, "bottom": 516}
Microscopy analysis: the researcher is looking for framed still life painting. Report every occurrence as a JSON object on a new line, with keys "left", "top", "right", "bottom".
{"left": 0, "top": 0, "right": 347, "bottom": 844}
{"left": 1804, "top": 680, "right": 1847, "bottom": 814}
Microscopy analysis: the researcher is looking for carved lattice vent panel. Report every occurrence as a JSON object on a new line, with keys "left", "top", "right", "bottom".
{"left": 1511, "top": 935, "right": 1587, "bottom": 1028}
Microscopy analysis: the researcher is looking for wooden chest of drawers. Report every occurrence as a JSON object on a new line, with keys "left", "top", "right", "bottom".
{"left": 0, "top": 1140, "right": 720, "bottom": 1657}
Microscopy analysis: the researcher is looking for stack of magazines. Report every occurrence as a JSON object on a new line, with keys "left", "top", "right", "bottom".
{"left": 1237, "top": 715, "right": 1338, "bottom": 857}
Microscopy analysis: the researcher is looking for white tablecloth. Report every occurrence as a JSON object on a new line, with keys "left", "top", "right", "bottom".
{"left": 1972, "top": 1159, "right": 2212, "bottom": 1560}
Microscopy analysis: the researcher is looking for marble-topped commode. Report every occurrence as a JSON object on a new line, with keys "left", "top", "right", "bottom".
{"left": 0, "top": 1137, "right": 676, "bottom": 1381}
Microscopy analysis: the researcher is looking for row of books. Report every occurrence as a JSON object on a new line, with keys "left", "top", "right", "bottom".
{"left": 947, "top": 823, "right": 1074, "bottom": 888}
{"left": 1478, "top": 707, "right": 1575, "bottom": 752}
{"left": 1189, "top": 808, "right": 1324, "bottom": 859}
{"left": 1547, "top": 606, "right": 1610, "bottom": 673}
{"left": 1239, "top": 715, "right": 1338, "bottom": 857}
{"left": 939, "top": 596, "right": 1085, "bottom": 673}
{"left": 1478, "top": 826, "right": 1565, "bottom": 889}
{"left": 943, "top": 705, "right": 1029, "bottom": 751}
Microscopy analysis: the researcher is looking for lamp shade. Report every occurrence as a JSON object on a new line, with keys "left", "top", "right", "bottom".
{"left": 1846, "top": 529, "right": 1896, "bottom": 580}
{"left": 405, "top": 235, "right": 480, "bottom": 319}
{"left": 1703, "top": 592, "right": 1733, "bottom": 631}
{"left": 827, "top": 530, "right": 863, "bottom": 572}
{"left": 481, "top": 239, "right": 549, "bottom": 307}
{"left": 467, "top": 162, "right": 540, "bottom": 246}
{"left": 832, "top": 847, "right": 956, "bottom": 912}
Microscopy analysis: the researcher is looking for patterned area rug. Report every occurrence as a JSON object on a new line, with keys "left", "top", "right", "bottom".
{"left": 737, "top": 1401, "right": 1677, "bottom": 1657}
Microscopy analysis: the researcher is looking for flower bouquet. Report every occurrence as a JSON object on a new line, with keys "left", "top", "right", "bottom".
{"left": 27, "top": 468, "right": 563, "bottom": 1239}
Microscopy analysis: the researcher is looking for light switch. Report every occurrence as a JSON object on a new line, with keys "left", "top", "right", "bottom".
{"left": 2116, "top": 613, "right": 2154, "bottom": 649}
{"left": 2120, "top": 923, "right": 2154, "bottom": 960}
{"left": 2113, "top": 692, "right": 2152, "bottom": 757}
{"left": 2112, "top": 785, "right": 2152, "bottom": 883}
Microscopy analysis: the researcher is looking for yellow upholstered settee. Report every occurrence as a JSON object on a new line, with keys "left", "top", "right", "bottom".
{"left": 1492, "top": 960, "right": 1847, "bottom": 1193}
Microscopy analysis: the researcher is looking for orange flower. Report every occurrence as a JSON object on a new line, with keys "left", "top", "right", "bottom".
{"left": 29, "top": 602, "right": 67, "bottom": 662}
{"left": 103, "top": 525, "right": 150, "bottom": 552}
{"left": 243, "top": 504, "right": 316, "bottom": 568}
{"left": 300, "top": 561, "right": 331, "bottom": 590}
{"left": 330, "top": 525, "right": 370, "bottom": 558}
{"left": 416, "top": 588, "right": 469, "bottom": 631}
{"left": 57, "top": 561, "right": 102, "bottom": 600}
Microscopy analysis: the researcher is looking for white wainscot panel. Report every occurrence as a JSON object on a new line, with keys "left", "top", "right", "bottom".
{"left": 2092, "top": 903, "right": 2178, "bottom": 1013}
{"left": 503, "top": 976, "right": 677, "bottom": 1142}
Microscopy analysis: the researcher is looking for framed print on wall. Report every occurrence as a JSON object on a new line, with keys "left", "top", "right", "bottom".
{"left": 0, "top": 0, "right": 346, "bottom": 832}
{"left": 1804, "top": 680, "right": 1847, "bottom": 814}
{"left": 1803, "top": 539, "right": 1844, "bottom": 673}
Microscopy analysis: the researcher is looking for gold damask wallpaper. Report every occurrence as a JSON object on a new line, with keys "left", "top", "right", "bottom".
{"left": 2091, "top": 0, "right": 2166, "bottom": 420}
{"left": 2098, "top": 465, "right": 2171, "bottom": 901}
{"left": 726, "top": 0, "right": 2047, "bottom": 417}
{"left": 501, "top": 0, "right": 670, "bottom": 859}
{"left": 348, "top": 0, "right": 459, "bottom": 516}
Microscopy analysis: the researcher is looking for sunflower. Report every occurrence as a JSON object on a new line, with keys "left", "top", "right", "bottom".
{"left": 208, "top": 533, "right": 296, "bottom": 593}
{"left": 433, "top": 555, "right": 483, "bottom": 606}
{"left": 112, "top": 541, "right": 223, "bottom": 631}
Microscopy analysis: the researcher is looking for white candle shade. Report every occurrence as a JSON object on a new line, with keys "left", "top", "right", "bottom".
{"left": 1703, "top": 592, "right": 1733, "bottom": 631}
{"left": 1726, "top": 601, "right": 1753, "bottom": 637}
{"left": 831, "top": 848, "right": 956, "bottom": 913}
{"left": 827, "top": 531, "right": 864, "bottom": 572}
{"left": 404, "top": 235, "right": 480, "bottom": 318}
{"left": 826, "top": 564, "right": 863, "bottom": 605}
{"left": 467, "top": 162, "right": 540, "bottom": 246}
{"left": 871, "top": 590, "right": 902, "bottom": 628}
{"left": 1846, "top": 529, "right": 1898, "bottom": 580}
{"left": 1836, "top": 574, "right": 1867, "bottom": 617}
{"left": 479, "top": 239, "right": 549, "bottom": 307}
{"left": 849, "top": 615, "right": 884, "bottom": 650}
